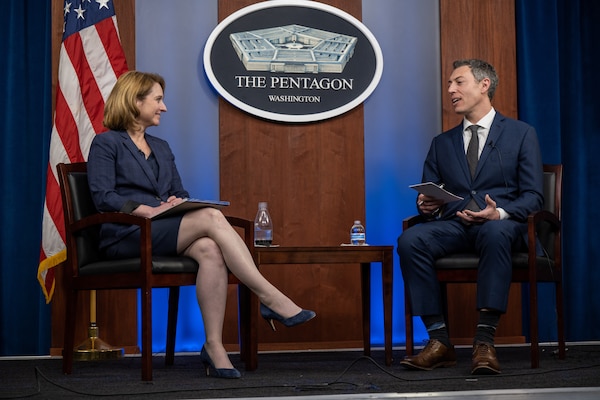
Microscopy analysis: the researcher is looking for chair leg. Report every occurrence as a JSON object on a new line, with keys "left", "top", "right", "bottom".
{"left": 440, "top": 283, "right": 450, "bottom": 334}
{"left": 529, "top": 282, "right": 540, "bottom": 368}
{"left": 237, "top": 284, "right": 248, "bottom": 363}
{"left": 555, "top": 281, "right": 566, "bottom": 359}
{"left": 404, "top": 291, "right": 414, "bottom": 357}
{"left": 62, "top": 288, "right": 78, "bottom": 375}
{"left": 140, "top": 286, "right": 153, "bottom": 381}
{"left": 165, "top": 286, "right": 180, "bottom": 366}
{"left": 238, "top": 283, "right": 257, "bottom": 371}
{"left": 360, "top": 262, "right": 372, "bottom": 357}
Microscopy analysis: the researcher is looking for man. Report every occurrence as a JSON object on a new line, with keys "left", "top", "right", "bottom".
{"left": 397, "top": 59, "right": 543, "bottom": 374}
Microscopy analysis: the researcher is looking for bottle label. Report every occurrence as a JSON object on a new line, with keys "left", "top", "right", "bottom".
{"left": 350, "top": 233, "right": 365, "bottom": 241}
{"left": 255, "top": 239, "right": 273, "bottom": 246}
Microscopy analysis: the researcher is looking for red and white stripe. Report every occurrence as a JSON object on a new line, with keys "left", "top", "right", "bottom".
{"left": 37, "top": 13, "right": 128, "bottom": 303}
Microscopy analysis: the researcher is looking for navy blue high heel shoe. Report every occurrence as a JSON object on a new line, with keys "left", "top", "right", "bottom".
{"left": 199, "top": 345, "right": 241, "bottom": 379}
{"left": 260, "top": 304, "right": 316, "bottom": 331}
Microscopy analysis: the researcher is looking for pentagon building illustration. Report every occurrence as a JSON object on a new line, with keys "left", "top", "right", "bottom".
{"left": 229, "top": 24, "right": 357, "bottom": 73}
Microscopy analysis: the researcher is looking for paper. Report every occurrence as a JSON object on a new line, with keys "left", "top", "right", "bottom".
{"left": 409, "top": 182, "right": 463, "bottom": 203}
{"left": 152, "top": 198, "right": 230, "bottom": 220}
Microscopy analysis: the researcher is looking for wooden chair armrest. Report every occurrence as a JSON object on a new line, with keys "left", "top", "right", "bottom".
{"left": 71, "top": 213, "right": 256, "bottom": 274}
{"left": 72, "top": 213, "right": 255, "bottom": 243}
{"left": 68, "top": 212, "right": 153, "bottom": 276}
{"left": 225, "top": 216, "right": 255, "bottom": 255}
{"left": 526, "top": 209, "right": 561, "bottom": 263}
{"left": 403, "top": 214, "right": 427, "bottom": 231}
{"left": 528, "top": 209, "right": 560, "bottom": 228}
{"left": 526, "top": 209, "right": 560, "bottom": 242}
{"left": 225, "top": 216, "right": 253, "bottom": 232}
{"left": 70, "top": 211, "right": 150, "bottom": 233}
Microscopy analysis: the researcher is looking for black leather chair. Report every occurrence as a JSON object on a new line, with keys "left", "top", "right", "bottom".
{"left": 402, "top": 164, "right": 565, "bottom": 368}
{"left": 57, "top": 162, "right": 257, "bottom": 381}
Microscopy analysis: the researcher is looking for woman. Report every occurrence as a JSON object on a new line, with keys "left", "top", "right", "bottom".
{"left": 87, "top": 71, "right": 315, "bottom": 379}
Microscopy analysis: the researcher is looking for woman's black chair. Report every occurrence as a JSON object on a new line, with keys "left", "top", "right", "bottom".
{"left": 57, "top": 162, "right": 257, "bottom": 381}
{"left": 402, "top": 164, "right": 565, "bottom": 368}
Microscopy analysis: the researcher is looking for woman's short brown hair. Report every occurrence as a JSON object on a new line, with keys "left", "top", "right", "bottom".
{"left": 103, "top": 71, "right": 166, "bottom": 131}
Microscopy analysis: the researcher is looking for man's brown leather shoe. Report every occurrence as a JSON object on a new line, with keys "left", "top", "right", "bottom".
{"left": 400, "top": 339, "right": 457, "bottom": 371}
{"left": 471, "top": 341, "right": 501, "bottom": 375}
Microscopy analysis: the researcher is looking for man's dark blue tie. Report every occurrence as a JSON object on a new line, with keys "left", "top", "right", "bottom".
{"left": 466, "top": 125, "right": 480, "bottom": 211}
{"left": 467, "top": 125, "right": 480, "bottom": 178}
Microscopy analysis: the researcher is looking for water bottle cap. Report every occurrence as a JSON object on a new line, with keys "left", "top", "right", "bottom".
{"left": 259, "top": 201, "right": 268, "bottom": 209}
{"left": 354, "top": 220, "right": 361, "bottom": 224}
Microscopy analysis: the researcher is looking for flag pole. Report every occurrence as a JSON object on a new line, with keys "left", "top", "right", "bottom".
{"left": 73, "top": 290, "right": 124, "bottom": 360}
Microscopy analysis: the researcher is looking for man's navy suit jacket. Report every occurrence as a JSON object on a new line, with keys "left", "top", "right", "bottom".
{"left": 421, "top": 112, "right": 544, "bottom": 221}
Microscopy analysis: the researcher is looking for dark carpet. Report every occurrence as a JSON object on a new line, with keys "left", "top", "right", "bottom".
{"left": 2, "top": 344, "right": 599, "bottom": 399}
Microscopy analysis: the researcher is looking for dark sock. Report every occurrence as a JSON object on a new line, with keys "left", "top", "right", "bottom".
{"left": 474, "top": 310, "right": 501, "bottom": 345}
{"left": 421, "top": 315, "right": 451, "bottom": 348}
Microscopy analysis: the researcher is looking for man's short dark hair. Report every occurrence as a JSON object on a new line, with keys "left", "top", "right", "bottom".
{"left": 453, "top": 59, "right": 499, "bottom": 101}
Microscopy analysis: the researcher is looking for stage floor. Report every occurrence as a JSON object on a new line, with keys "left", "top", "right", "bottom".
{"left": 228, "top": 387, "right": 600, "bottom": 400}
{"left": 2, "top": 343, "right": 599, "bottom": 399}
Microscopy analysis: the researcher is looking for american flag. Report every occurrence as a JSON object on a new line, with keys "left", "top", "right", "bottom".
{"left": 37, "top": 0, "right": 128, "bottom": 303}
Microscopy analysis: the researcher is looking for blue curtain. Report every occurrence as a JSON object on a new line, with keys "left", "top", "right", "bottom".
{"left": 516, "top": 0, "right": 600, "bottom": 341}
{"left": 0, "top": 1, "right": 52, "bottom": 355}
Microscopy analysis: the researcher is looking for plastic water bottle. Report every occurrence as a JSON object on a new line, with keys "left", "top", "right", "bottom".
{"left": 350, "top": 220, "right": 366, "bottom": 245}
{"left": 254, "top": 202, "right": 273, "bottom": 246}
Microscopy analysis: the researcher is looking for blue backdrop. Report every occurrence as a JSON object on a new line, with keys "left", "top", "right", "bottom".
{"left": 1, "top": 0, "right": 599, "bottom": 356}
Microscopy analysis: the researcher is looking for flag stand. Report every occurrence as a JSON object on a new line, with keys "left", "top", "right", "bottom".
{"left": 73, "top": 290, "right": 124, "bottom": 361}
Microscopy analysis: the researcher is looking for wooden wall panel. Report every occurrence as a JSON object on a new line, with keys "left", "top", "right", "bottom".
{"left": 440, "top": 0, "right": 523, "bottom": 344}
{"left": 440, "top": 0, "right": 518, "bottom": 129}
{"left": 218, "top": 0, "right": 366, "bottom": 349}
{"left": 50, "top": 0, "right": 138, "bottom": 355}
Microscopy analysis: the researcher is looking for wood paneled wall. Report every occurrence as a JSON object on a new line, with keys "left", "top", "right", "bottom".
{"left": 440, "top": 0, "right": 518, "bottom": 130}
{"left": 218, "top": 0, "right": 367, "bottom": 350}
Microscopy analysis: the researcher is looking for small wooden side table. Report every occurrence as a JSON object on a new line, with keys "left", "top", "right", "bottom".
{"left": 253, "top": 245, "right": 394, "bottom": 366}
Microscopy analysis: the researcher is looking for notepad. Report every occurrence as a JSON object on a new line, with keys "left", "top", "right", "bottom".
{"left": 152, "top": 198, "right": 230, "bottom": 220}
{"left": 409, "top": 182, "right": 463, "bottom": 203}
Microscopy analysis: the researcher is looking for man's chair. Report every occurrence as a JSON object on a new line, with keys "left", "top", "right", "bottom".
{"left": 57, "top": 162, "right": 258, "bottom": 381}
{"left": 402, "top": 164, "right": 565, "bottom": 368}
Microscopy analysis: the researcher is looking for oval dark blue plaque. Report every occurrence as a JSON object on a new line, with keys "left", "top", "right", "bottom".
{"left": 204, "top": 0, "right": 383, "bottom": 123}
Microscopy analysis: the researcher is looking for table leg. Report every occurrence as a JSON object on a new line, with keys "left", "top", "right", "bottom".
{"left": 383, "top": 250, "right": 393, "bottom": 366}
{"left": 360, "top": 262, "right": 371, "bottom": 357}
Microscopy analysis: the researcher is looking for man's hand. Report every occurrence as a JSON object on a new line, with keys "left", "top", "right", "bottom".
{"left": 418, "top": 194, "right": 444, "bottom": 216}
{"left": 456, "top": 194, "right": 500, "bottom": 224}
